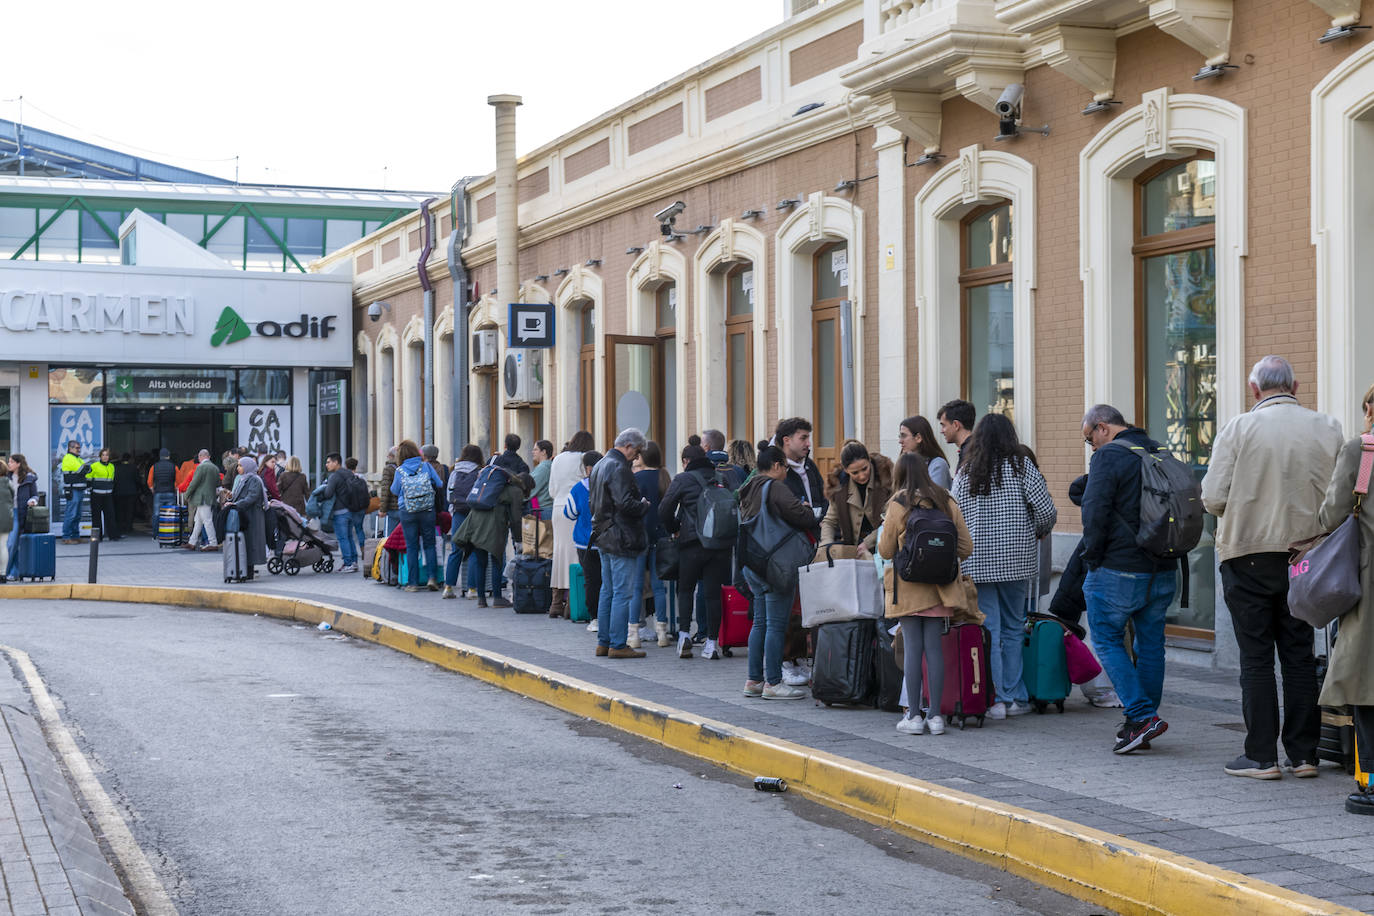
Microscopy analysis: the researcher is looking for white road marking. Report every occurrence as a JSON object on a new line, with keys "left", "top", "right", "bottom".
{"left": 1, "top": 644, "right": 178, "bottom": 916}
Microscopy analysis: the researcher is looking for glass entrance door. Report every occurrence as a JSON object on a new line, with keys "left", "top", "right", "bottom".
{"left": 605, "top": 336, "right": 658, "bottom": 447}
{"left": 0, "top": 388, "right": 13, "bottom": 457}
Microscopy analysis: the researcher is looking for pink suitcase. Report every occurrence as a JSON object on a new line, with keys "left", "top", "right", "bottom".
{"left": 719, "top": 586, "right": 753, "bottom": 652}
{"left": 922, "top": 623, "right": 993, "bottom": 728}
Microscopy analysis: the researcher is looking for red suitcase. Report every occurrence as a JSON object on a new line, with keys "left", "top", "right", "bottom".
{"left": 719, "top": 586, "right": 753, "bottom": 654}
{"left": 922, "top": 623, "right": 993, "bottom": 728}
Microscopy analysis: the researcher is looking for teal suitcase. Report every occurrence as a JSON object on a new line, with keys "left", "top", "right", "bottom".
{"left": 568, "top": 563, "right": 590, "bottom": 622}
{"left": 1022, "top": 618, "right": 1070, "bottom": 713}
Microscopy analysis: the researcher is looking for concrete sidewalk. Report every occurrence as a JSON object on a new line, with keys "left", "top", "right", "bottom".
{"left": 0, "top": 649, "right": 135, "bottom": 916}
{"left": 49, "top": 539, "right": 1374, "bottom": 912}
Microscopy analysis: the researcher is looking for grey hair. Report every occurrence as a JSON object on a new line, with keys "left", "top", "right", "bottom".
{"left": 701, "top": 429, "right": 725, "bottom": 451}
{"left": 1249, "top": 355, "right": 1294, "bottom": 393}
{"left": 198, "top": 449, "right": 210, "bottom": 460}
{"left": 614, "top": 428, "right": 648, "bottom": 451}
{"left": 1082, "top": 404, "right": 1127, "bottom": 428}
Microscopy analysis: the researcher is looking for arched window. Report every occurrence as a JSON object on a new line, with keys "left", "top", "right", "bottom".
{"left": 724, "top": 262, "right": 754, "bottom": 443}
{"left": 655, "top": 282, "right": 678, "bottom": 460}
{"left": 960, "top": 202, "right": 1014, "bottom": 421}
{"left": 811, "top": 242, "right": 848, "bottom": 472}
{"left": 579, "top": 302, "right": 597, "bottom": 437}
{"left": 1135, "top": 154, "right": 1217, "bottom": 637}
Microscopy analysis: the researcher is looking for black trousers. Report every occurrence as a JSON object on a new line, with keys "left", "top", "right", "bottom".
{"left": 1220, "top": 553, "right": 1320, "bottom": 764}
{"left": 89, "top": 493, "right": 117, "bottom": 539}
{"left": 578, "top": 547, "right": 601, "bottom": 618}
{"left": 1354, "top": 706, "right": 1374, "bottom": 777}
{"left": 676, "top": 543, "right": 730, "bottom": 640}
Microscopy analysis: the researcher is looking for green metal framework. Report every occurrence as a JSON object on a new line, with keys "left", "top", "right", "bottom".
{"left": 0, "top": 192, "right": 409, "bottom": 271}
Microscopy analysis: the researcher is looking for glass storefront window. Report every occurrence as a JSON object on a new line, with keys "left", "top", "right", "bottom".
{"left": 48, "top": 368, "right": 105, "bottom": 404}
{"left": 814, "top": 316, "right": 837, "bottom": 448}
{"left": 105, "top": 368, "right": 236, "bottom": 405}
{"left": 287, "top": 218, "right": 325, "bottom": 263}
{"left": 0, "top": 389, "right": 11, "bottom": 457}
{"left": 656, "top": 283, "right": 675, "bottom": 331}
{"left": 966, "top": 204, "right": 1013, "bottom": 269}
{"left": 206, "top": 215, "right": 245, "bottom": 269}
{"left": 238, "top": 369, "right": 292, "bottom": 404}
{"left": 326, "top": 219, "right": 363, "bottom": 250}
{"left": 0, "top": 207, "right": 35, "bottom": 259}
{"left": 727, "top": 263, "right": 754, "bottom": 316}
{"left": 246, "top": 216, "right": 286, "bottom": 272}
{"left": 966, "top": 282, "right": 1015, "bottom": 421}
{"left": 816, "top": 244, "right": 848, "bottom": 300}
{"left": 37, "top": 209, "right": 79, "bottom": 262}
{"left": 166, "top": 212, "right": 204, "bottom": 245}
{"left": 1142, "top": 160, "right": 1216, "bottom": 236}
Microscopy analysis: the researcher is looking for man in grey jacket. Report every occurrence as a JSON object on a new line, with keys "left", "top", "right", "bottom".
{"left": 1202, "top": 355, "right": 1344, "bottom": 780}
{"left": 589, "top": 428, "right": 649, "bottom": 658}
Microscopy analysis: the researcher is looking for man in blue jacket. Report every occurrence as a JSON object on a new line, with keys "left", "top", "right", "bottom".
{"left": 1080, "top": 404, "right": 1177, "bottom": 755}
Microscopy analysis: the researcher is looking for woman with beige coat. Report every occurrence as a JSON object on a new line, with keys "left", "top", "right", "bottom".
{"left": 1318, "top": 383, "right": 1374, "bottom": 814}
{"left": 878, "top": 452, "right": 973, "bottom": 736}
{"left": 820, "top": 441, "right": 892, "bottom": 558}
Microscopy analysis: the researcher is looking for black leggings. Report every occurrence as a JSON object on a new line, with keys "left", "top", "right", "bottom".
{"left": 89, "top": 493, "right": 117, "bottom": 539}
{"left": 676, "top": 544, "right": 731, "bottom": 640}
{"left": 578, "top": 547, "right": 601, "bottom": 618}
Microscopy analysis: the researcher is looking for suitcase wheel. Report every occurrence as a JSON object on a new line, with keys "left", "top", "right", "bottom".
{"left": 722, "top": 647, "right": 733, "bottom": 658}
{"left": 1032, "top": 700, "right": 1048, "bottom": 714}
{"left": 1055, "top": 700, "right": 1065, "bottom": 713}
{"left": 976, "top": 715, "right": 985, "bottom": 728}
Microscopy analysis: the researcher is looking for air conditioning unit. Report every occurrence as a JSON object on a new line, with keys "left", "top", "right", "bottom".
{"left": 471, "top": 329, "right": 498, "bottom": 368}
{"left": 503, "top": 349, "right": 544, "bottom": 406}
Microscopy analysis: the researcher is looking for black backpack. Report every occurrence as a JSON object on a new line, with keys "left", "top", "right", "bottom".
{"left": 343, "top": 473, "right": 371, "bottom": 513}
{"left": 894, "top": 501, "right": 959, "bottom": 591}
{"left": 448, "top": 466, "right": 480, "bottom": 512}
{"left": 695, "top": 470, "right": 740, "bottom": 549}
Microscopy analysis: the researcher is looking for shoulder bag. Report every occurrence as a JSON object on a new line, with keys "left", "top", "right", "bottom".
{"left": 1287, "top": 434, "right": 1374, "bottom": 628}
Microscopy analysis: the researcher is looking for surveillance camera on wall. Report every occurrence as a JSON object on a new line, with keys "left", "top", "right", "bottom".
{"left": 654, "top": 201, "right": 685, "bottom": 222}
{"left": 368, "top": 301, "right": 390, "bottom": 323}
{"left": 994, "top": 83, "right": 1024, "bottom": 121}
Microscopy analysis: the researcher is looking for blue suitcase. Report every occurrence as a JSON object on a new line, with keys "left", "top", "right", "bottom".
{"left": 17, "top": 533, "right": 56, "bottom": 581}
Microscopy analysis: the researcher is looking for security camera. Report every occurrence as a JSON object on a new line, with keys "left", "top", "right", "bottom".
{"left": 994, "top": 83, "right": 1024, "bottom": 120}
{"left": 654, "top": 201, "right": 685, "bottom": 223}
{"left": 368, "top": 301, "right": 390, "bottom": 323}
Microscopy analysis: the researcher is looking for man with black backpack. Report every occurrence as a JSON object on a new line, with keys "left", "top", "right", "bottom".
{"left": 1080, "top": 404, "right": 1195, "bottom": 754}
{"left": 318, "top": 453, "right": 365, "bottom": 574}
{"left": 660, "top": 444, "right": 739, "bottom": 660}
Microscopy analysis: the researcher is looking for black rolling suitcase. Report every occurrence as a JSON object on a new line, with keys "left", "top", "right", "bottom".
{"left": 1318, "top": 622, "right": 1357, "bottom": 774}
{"left": 874, "top": 622, "right": 905, "bottom": 712}
{"left": 812, "top": 619, "right": 878, "bottom": 707}
{"left": 510, "top": 554, "right": 553, "bottom": 614}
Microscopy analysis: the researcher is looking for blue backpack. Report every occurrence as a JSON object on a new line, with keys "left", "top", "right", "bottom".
{"left": 466, "top": 464, "right": 509, "bottom": 511}
{"left": 398, "top": 465, "right": 435, "bottom": 512}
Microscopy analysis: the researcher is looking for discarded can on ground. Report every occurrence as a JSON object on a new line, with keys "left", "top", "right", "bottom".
{"left": 753, "top": 777, "right": 788, "bottom": 793}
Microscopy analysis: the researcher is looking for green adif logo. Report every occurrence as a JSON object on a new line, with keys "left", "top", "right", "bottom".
{"left": 211, "top": 306, "right": 252, "bottom": 347}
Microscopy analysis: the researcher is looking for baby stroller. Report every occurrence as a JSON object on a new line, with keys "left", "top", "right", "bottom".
{"left": 267, "top": 500, "right": 337, "bottom": 575}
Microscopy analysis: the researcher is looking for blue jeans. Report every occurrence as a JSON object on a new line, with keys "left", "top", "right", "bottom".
{"left": 350, "top": 510, "right": 366, "bottom": 558}
{"left": 62, "top": 488, "right": 84, "bottom": 540}
{"left": 1085, "top": 566, "right": 1176, "bottom": 722}
{"left": 635, "top": 547, "right": 669, "bottom": 624}
{"left": 333, "top": 511, "right": 358, "bottom": 567}
{"left": 469, "top": 549, "right": 505, "bottom": 599}
{"left": 400, "top": 509, "right": 438, "bottom": 584}
{"left": 979, "top": 580, "right": 1030, "bottom": 706}
{"left": 598, "top": 551, "right": 641, "bottom": 649}
{"left": 152, "top": 492, "right": 177, "bottom": 527}
{"left": 5, "top": 510, "right": 18, "bottom": 578}
{"left": 744, "top": 569, "right": 794, "bottom": 685}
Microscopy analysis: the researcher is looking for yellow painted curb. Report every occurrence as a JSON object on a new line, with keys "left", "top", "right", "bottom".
{"left": 7, "top": 584, "right": 1356, "bottom": 916}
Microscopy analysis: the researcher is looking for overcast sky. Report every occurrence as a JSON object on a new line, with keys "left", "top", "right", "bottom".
{"left": 2, "top": 1, "right": 783, "bottom": 192}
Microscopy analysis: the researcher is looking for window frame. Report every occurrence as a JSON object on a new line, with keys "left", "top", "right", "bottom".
{"left": 811, "top": 242, "right": 847, "bottom": 474}
{"left": 723, "top": 262, "right": 754, "bottom": 443}
{"left": 959, "top": 201, "right": 1014, "bottom": 415}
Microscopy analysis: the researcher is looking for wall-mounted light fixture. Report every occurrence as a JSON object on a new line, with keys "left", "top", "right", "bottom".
{"left": 911, "top": 151, "right": 945, "bottom": 166}
{"left": 1192, "top": 62, "right": 1239, "bottom": 80}
{"left": 688, "top": 224, "right": 713, "bottom": 235}
{"left": 625, "top": 245, "right": 645, "bottom": 255}
{"left": 584, "top": 258, "right": 601, "bottom": 268}
{"left": 665, "top": 233, "right": 685, "bottom": 244}
{"left": 834, "top": 179, "right": 858, "bottom": 192}
{"left": 793, "top": 102, "right": 823, "bottom": 116}
{"left": 1080, "top": 98, "right": 1121, "bottom": 115}
{"left": 740, "top": 208, "right": 764, "bottom": 220}
{"left": 776, "top": 197, "right": 802, "bottom": 211}
{"left": 553, "top": 268, "right": 569, "bottom": 277}
{"left": 1319, "top": 22, "right": 1371, "bottom": 42}
{"left": 533, "top": 274, "right": 548, "bottom": 282}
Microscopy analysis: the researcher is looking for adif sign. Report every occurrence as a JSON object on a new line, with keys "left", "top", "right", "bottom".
{"left": 0, "top": 291, "right": 194, "bottom": 335}
{"left": 240, "top": 406, "right": 290, "bottom": 455}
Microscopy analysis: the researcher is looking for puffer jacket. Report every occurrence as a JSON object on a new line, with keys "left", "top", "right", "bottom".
{"left": 589, "top": 449, "right": 648, "bottom": 556}
{"left": 379, "top": 462, "right": 398, "bottom": 514}
{"left": 658, "top": 457, "right": 717, "bottom": 547}
{"left": 820, "top": 453, "right": 892, "bottom": 552}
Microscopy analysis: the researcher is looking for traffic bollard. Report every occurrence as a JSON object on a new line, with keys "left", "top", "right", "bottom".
{"left": 88, "top": 526, "right": 99, "bottom": 584}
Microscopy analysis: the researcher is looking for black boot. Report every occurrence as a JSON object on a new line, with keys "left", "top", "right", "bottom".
{"left": 1346, "top": 785, "right": 1374, "bottom": 815}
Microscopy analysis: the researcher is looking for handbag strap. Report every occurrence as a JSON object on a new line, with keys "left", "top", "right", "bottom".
{"left": 1355, "top": 434, "right": 1374, "bottom": 515}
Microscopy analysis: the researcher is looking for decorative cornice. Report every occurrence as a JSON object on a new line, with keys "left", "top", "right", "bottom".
{"left": 865, "top": 89, "right": 943, "bottom": 153}
{"left": 1031, "top": 24, "right": 1117, "bottom": 101}
{"left": 1147, "top": 0, "right": 1233, "bottom": 67}
{"left": 1309, "top": 0, "right": 1362, "bottom": 27}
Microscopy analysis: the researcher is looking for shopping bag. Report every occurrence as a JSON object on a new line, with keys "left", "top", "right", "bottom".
{"left": 797, "top": 543, "right": 883, "bottom": 627}
{"left": 521, "top": 515, "right": 553, "bottom": 559}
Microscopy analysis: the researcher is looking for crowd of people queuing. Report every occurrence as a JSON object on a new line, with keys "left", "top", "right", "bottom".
{"left": 15, "top": 353, "right": 1374, "bottom": 812}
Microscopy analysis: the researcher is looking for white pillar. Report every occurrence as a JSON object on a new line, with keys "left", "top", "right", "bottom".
{"left": 874, "top": 125, "right": 908, "bottom": 458}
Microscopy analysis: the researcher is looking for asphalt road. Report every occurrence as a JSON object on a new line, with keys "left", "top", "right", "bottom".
{"left": 0, "top": 599, "right": 1108, "bottom": 915}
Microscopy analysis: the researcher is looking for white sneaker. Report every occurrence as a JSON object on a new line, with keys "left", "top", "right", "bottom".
{"left": 782, "top": 669, "right": 810, "bottom": 687}
{"left": 1007, "top": 702, "right": 1034, "bottom": 717}
{"left": 700, "top": 639, "right": 721, "bottom": 660}
{"left": 896, "top": 714, "right": 926, "bottom": 735}
{"left": 1086, "top": 688, "right": 1124, "bottom": 708}
{"left": 762, "top": 683, "right": 807, "bottom": 700}
{"left": 586, "top": 619, "right": 598, "bottom": 633}
{"left": 926, "top": 715, "right": 946, "bottom": 735}
{"left": 987, "top": 702, "right": 1008, "bottom": 720}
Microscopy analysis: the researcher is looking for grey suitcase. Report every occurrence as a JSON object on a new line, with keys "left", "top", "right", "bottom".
{"left": 223, "top": 532, "right": 251, "bottom": 583}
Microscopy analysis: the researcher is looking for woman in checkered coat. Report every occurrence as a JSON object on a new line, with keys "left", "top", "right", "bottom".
{"left": 952, "top": 413, "right": 1057, "bottom": 719}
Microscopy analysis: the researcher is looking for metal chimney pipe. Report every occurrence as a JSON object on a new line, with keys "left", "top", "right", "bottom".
{"left": 488, "top": 94, "right": 522, "bottom": 366}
